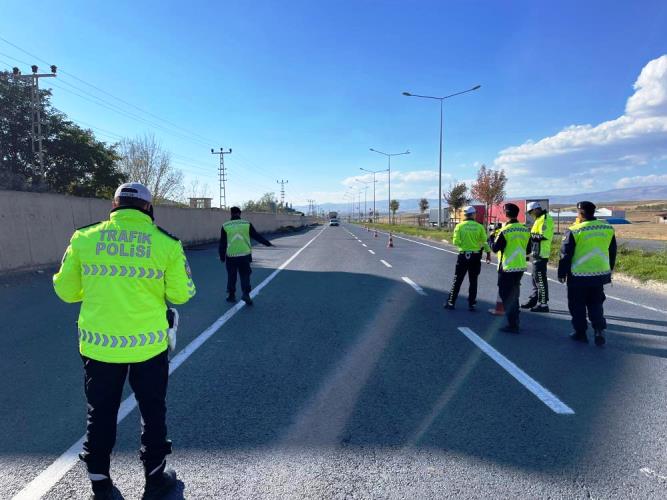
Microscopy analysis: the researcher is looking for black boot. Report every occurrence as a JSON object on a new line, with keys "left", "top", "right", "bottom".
{"left": 520, "top": 299, "right": 537, "bottom": 309}
{"left": 226, "top": 293, "right": 236, "bottom": 303}
{"left": 594, "top": 329, "right": 606, "bottom": 346}
{"left": 468, "top": 302, "right": 476, "bottom": 311}
{"left": 569, "top": 331, "right": 588, "bottom": 343}
{"left": 530, "top": 304, "right": 550, "bottom": 313}
{"left": 90, "top": 478, "right": 114, "bottom": 500}
{"left": 443, "top": 302, "right": 455, "bottom": 310}
{"left": 500, "top": 324, "right": 520, "bottom": 334}
{"left": 142, "top": 467, "right": 177, "bottom": 500}
{"left": 242, "top": 293, "right": 253, "bottom": 305}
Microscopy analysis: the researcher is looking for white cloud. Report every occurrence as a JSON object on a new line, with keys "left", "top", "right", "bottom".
{"left": 495, "top": 55, "right": 667, "bottom": 193}
{"left": 615, "top": 173, "right": 667, "bottom": 188}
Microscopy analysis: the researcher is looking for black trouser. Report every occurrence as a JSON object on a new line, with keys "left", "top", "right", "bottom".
{"left": 498, "top": 271, "right": 524, "bottom": 327}
{"left": 80, "top": 350, "right": 171, "bottom": 478}
{"left": 226, "top": 255, "right": 252, "bottom": 295}
{"left": 447, "top": 251, "right": 482, "bottom": 306}
{"left": 567, "top": 284, "right": 607, "bottom": 334}
{"left": 529, "top": 258, "right": 549, "bottom": 305}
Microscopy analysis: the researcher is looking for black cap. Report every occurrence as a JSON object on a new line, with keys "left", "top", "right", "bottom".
{"left": 230, "top": 206, "right": 241, "bottom": 215}
{"left": 503, "top": 203, "right": 520, "bottom": 218}
{"left": 577, "top": 201, "right": 596, "bottom": 212}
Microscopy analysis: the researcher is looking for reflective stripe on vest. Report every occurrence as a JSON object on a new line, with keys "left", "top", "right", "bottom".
{"left": 570, "top": 220, "right": 614, "bottom": 277}
{"left": 497, "top": 223, "right": 530, "bottom": 272}
{"left": 223, "top": 220, "right": 252, "bottom": 257}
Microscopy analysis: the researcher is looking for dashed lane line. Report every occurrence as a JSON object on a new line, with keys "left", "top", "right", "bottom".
{"left": 368, "top": 250, "right": 376, "bottom": 255}
{"left": 362, "top": 243, "right": 367, "bottom": 247}
{"left": 12, "top": 228, "right": 326, "bottom": 500}
{"left": 457, "top": 327, "right": 574, "bottom": 415}
{"left": 402, "top": 276, "right": 427, "bottom": 296}
{"left": 380, "top": 260, "right": 392, "bottom": 268}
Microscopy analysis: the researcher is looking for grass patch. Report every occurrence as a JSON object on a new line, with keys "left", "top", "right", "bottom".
{"left": 614, "top": 246, "right": 667, "bottom": 283}
{"left": 547, "top": 236, "right": 667, "bottom": 283}
{"left": 357, "top": 222, "right": 453, "bottom": 243}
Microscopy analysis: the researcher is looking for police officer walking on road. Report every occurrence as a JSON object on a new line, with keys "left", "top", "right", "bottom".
{"left": 558, "top": 201, "right": 617, "bottom": 346}
{"left": 491, "top": 203, "right": 531, "bottom": 333}
{"left": 521, "top": 201, "right": 554, "bottom": 313}
{"left": 219, "top": 206, "right": 273, "bottom": 305}
{"left": 444, "top": 206, "right": 491, "bottom": 311}
{"left": 53, "top": 183, "right": 196, "bottom": 500}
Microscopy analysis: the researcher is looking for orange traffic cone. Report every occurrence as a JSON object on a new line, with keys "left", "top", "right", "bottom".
{"left": 387, "top": 233, "right": 394, "bottom": 248}
{"left": 488, "top": 292, "right": 505, "bottom": 316}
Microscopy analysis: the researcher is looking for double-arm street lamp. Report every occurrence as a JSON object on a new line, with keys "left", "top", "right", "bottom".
{"left": 359, "top": 167, "right": 387, "bottom": 223}
{"left": 402, "top": 85, "right": 480, "bottom": 228}
{"left": 369, "top": 148, "right": 410, "bottom": 224}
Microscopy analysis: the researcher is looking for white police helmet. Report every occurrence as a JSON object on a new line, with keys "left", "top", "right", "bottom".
{"left": 114, "top": 182, "right": 152, "bottom": 203}
{"left": 526, "top": 201, "right": 542, "bottom": 212}
{"left": 463, "top": 206, "right": 477, "bottom": 215}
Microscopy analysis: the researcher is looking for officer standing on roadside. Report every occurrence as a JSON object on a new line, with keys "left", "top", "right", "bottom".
{"left": 521, "top": 201, "right": 554, "bottom": 313}
{"left": 53, "top": 183, "right": 196, "bottom": 500}
{"left": 491, "top": 203, "right": 531, "bottom": 333}
{"left": 558, "top": 201, "right": 616, "bottom": 346}
{"left": 444, "top": 206, "right": 491, "bottom": 311}
{"left": 219, "top": 206, "right": 273, "bottom": 305}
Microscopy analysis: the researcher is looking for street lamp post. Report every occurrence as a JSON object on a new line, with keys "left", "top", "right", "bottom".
{"left": 403, "top": 85, "right": 481, "bottom": 228}
{"left": 355, "top": 179, "right": 371, "bottom": 222}
{"left": 369, "top": 148, "right": 410, "bottom": 224}
{"left": 359, "top": 167, "right": 386, "bottom": 223}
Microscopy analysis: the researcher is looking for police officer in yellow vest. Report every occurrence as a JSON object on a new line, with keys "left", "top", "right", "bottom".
{"left": 444, "top": 206, "right": 491, "bottom": 311}
{"left": 53, "top": 183, "right": 196, "bottom": 500}
{"left": 558, "top": 201, "right": 617, "bottom": 346}
{"left": 219, "top": 206, "right": 273, "bottom": 305}
{"left": 521, "top": 201, "right": 554, "bottom": 313}
{"left": 491, "top": 203, "right": 531, "bottom": 333}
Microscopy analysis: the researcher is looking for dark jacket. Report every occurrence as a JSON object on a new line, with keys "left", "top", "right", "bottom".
{"left": 218, "top": 216, "right": 272, "bottom": 261}
{"left": 557, "top": 218, "right": 617, "bottom": 286}
{"left": 490, "top": 219, "right": 532, "bottom": 272}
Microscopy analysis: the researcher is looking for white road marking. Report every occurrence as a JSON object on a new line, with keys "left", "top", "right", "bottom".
{"left": 362, "top": 243, "right": 367, "bottom": 247}
{"left": 368, "top": 250, "right": 375, "bottom": 255}
{"left": 12, "top": 228, "right": 326, "bottom": 500}
{"left": 457, "top": 327, "right": 575, "bottom": 415}
{"left": 402, "top": 276, "right": 427, "bottom": 295}
{"left": 380, "top": 259, "right": 392, "bottom": 268}
{"left": 640, "top": 467, "right": 667, "bottom": 482}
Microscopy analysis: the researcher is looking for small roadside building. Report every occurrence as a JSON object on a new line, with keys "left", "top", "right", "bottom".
{"left": 657, "top": 213, "right": 667, "bottom": 224}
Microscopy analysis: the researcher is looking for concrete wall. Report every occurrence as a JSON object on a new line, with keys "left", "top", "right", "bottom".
{"left": 0, "top": 191, "right": 315, "bottom": 273}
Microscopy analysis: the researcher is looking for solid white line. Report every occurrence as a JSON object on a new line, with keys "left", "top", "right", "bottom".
{"left": 368, "top": 249, "right": 375, "bottom": 255}
{"left": 380, "top": 259, "right": 392, "bottom": 268}
{"left": 457, "top": 327, "right": 575, "bottom": 415}
{"left": 12, "top": 228, "right": 326, "bottom": 500}
{"left": 402, "top": 276, "right": 427, "bottom": 295}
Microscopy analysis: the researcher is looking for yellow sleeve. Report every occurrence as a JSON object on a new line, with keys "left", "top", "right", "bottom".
{"left": 480, "top": 225, "right": 491, "bottom": 253}
{"left": 452, "top": 223, "right": 461, "bottom": 247}
{"left": 165, "top": 241, "right": 196, "bottom": 305}
{"left": 53, "top": 236, "right": 83, "bottom": 303}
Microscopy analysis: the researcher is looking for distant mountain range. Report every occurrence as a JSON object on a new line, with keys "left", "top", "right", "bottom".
{"left": 295, "top": 185, "right": 667, "bottom": 214}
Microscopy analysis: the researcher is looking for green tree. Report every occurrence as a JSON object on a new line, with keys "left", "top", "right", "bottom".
{"left": 444, "top": 182, "right": 470, "bottom": 224}
{"left": 471, "top": 164, "right": 507, "bottom": 226}
{"left": 419, "top": 198, "right": 430, "bottom": 213}
{"left": 1, "top": 70, "right": 125, "bottom": 196}
{"left": 243, "top": 192, "right": 277, "bottom": 212}
{"left": 389, "top": 199, "right": 400, "bottom": 223}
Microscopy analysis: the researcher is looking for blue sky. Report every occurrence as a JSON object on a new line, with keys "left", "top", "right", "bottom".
{"left": 1, "top": 0, "right": 666, "bottom": 208}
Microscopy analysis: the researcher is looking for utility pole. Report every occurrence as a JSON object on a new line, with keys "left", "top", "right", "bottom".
{"left": 211, "top": 147, "right": 232, "bottom": 209}
{"left": 12, "top": 65, "right": 57, "bottom": 176}
{"left": 277, "top": 179, "right": 288, "bottom": 211}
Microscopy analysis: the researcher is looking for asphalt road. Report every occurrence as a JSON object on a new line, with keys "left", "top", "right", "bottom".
{"left": 2, "top": 223, "right": 667, "bottom": 499}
